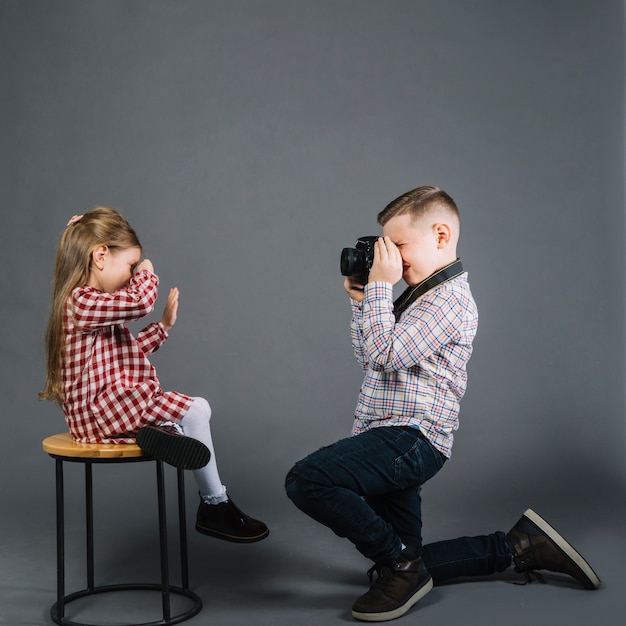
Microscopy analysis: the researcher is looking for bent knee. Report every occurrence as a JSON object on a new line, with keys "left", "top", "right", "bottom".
{"left": 284, "top": 464, "right": 300, "bottom": 495}
{"left": 192, "top": 396, "right": 212, "bottom": 420}
{"left": 285, "top": 466, "right": 305, "bottom": 506}
{"left": 285, "top": 459, "right": 324, "bottom": 502}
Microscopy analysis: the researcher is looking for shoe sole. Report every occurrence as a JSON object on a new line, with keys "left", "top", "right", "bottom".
{"left": 351, "top": 576, "right": 433, "bottom": 622}
{"left": 195, "top": 523, "right": 270, "bottom": 543}
{"left": 136, "top": 426, "right": 211, "bottom": 470}
{"left": 524, "top": 508, "right": 601, "bottom": 590}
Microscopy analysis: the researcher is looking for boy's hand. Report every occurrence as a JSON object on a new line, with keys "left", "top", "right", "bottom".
{"left": 344, "top": 276, "right": 365, "bottom": 302}
{"left": 368, "top": 236, "right": 403, "bottom": 285}
{"left": 161, "top": 288, "right": 179, "bottom": 331}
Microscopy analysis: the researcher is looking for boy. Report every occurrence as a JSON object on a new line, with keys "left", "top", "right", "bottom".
{"left": 285, "top": 186, "right": 599, "bottom": 622}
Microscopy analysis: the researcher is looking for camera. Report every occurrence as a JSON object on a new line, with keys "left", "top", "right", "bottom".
{"left": 340, "top": 236, "right": 378, "bottom": 283}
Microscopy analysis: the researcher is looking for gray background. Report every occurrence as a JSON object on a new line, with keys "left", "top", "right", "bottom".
{"left": 1, "top": 1, "right": 624, "bottom": 625}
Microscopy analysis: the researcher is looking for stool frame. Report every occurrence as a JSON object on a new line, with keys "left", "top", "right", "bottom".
{"left": 48, "top": 452, "right": 203, "bottom": 626}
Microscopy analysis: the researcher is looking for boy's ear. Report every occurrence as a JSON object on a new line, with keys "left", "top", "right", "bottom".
{"left": 434, "top": 223, "right": 452, "bottom": 248}
{"left": 91, "top": 245, "right": 109, "bottom": 270}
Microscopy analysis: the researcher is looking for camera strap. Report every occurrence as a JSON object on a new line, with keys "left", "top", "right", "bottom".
{"left": 393, "top": 259, "right": 464, "bottom": 321}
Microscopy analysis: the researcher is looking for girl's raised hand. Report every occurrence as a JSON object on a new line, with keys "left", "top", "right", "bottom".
{"left": 161, "top": 287, "right": 179, "bottom": 331}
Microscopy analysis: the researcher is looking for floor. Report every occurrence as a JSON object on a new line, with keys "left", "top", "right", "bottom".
{"left": 2, "top": 460, "right": 623, "bottom": 626}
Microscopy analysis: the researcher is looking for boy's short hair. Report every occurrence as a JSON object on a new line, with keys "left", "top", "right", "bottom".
{"left": 377, "top": 186, "right": 459, "bottom": 226}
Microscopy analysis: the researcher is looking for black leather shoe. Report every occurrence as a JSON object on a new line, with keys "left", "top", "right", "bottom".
{"left": 136, "top": 425, "right": 211, "bottom": 470}
{"left": 505, "top": 508, "right": 601, "bottom": 589}
{"left": 352, "top": 553, "right": 432, "bottom": 622}
{"left": 196, "top": 496, "right": 269, "bottom": 543}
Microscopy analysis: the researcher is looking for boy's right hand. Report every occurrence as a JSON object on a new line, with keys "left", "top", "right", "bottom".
{"left": 344, "top": 276, "right": 365, "bottom": 302}
{"left": 136, "top": 259, "right": 154, "bottom": 274}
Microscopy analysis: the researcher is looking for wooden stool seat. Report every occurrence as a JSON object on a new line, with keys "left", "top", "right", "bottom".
{"left": 44, "top": 432, "right": 202, "bottom": 626}
{"left": 43, "top": 432, "right": 144, "bottom": 459}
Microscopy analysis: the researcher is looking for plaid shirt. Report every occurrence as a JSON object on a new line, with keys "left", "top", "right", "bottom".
{"left": 350, "top": 273, "right": 478, "bottom": 458}
{"left": 62, "top": 269, "right": 193, "bottom": 443}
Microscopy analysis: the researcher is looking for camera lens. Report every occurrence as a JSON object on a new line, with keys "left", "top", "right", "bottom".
{"left": 341, "top": 247, "right": 364, "bottom": 277}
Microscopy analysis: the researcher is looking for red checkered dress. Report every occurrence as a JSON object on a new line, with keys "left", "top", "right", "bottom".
{"left": 61, "top": 269, "right": 193, "bottom": 443}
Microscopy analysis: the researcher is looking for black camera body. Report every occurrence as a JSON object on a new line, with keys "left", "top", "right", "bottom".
{"left": 340, "top": 236, "right": 378, "bottom": 283}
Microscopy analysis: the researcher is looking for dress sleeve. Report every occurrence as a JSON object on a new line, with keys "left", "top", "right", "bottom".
{"left": 71, "top": 270, "right": 159, "bottom": 331}
{"left": 136, "top": 321, "right": 168, "bottom": 355}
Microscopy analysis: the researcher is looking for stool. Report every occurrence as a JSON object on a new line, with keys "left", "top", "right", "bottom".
{"left": 43, "top": 433, "right": 203, "bottom": 626}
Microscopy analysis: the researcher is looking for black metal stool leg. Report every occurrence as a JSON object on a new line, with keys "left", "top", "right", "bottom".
{"left": 55, "top": 458, "right": 66, "bottom": 623}
{"left": 156, "top": 459, "right": 171, "bottom": 622}
{"left": 177, "top": 468, "right": 190, "bottom": 591}
{"left": 85, "top": 463, "right": 95, "bottom": 592}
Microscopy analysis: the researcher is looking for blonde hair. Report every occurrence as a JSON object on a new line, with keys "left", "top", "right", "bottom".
{"left": 40, "top": 207, "right": 141, "bottom": 405}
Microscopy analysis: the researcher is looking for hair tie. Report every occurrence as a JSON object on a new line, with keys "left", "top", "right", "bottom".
{"left": 66, "top": 215, "right": 83, "bottom": 226}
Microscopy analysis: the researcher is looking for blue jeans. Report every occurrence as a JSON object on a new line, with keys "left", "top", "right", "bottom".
{"left": 285, "top": 426, "right": 512, "bottom": 584}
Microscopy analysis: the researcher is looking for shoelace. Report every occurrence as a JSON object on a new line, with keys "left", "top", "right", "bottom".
{"left": 367, "top": 564, "right": 395, "bottom": 588}
{"left": 514, "top": 569, "right": 546, "bottom": 585}
{"left": 512, "top": 538, "right": 548, "bottom": 585}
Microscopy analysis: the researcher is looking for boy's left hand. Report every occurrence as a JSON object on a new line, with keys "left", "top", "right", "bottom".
{"left": 161, "top": 288, "right": 179, "bottom": 331}
{"left": 368, "top": 236, "right": 403, "bottom": 285}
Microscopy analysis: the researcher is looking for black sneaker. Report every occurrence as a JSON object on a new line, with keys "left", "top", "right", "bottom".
{"left": 351, "top": 553, "right": 432, "bottom": 622}
{"left": 136, "top": 424, "right": 211, "bottom": 470}
{"left": 195, "top": 496, "right": 270, "bottom": 543}
{"left": 505, "top": 508, "right": 601, "bottom": 589}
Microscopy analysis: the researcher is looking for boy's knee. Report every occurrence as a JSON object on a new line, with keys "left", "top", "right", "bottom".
{"left": 284, "top": 464, "right": 301, "bottom": 500}
{"left": 285, "top": 458, "right": 324, "bottom": 507}
{"left": 285, "top": 461, "right": 312, "bottom": 504}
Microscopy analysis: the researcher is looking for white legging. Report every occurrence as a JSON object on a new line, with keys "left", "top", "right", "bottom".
{"left": 179, "top": 397, "right": 227, "bottom": 503}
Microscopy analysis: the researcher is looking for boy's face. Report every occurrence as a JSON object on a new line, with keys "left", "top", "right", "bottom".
{"left": 382, "top": 213, "right": 447, "bottom": 286}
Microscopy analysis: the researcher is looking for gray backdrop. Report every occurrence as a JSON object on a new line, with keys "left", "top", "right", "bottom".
{"left": 1, "top": 1, "right": 624, "bottom": 625}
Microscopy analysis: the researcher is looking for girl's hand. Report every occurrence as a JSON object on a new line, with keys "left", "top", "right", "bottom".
{"left": 136, "top": 259, "right": 154, "bottom": 274}
{"left": 161, "top": 288, "right": 179, "bottom": 331}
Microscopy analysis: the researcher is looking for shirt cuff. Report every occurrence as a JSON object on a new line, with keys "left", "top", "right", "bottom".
{"left": 364, "top": 281, "right": 393, "bottom": 302}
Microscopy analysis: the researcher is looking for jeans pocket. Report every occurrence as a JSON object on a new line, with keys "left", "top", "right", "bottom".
{"left": 393, "top": 435, "right": 445, "bottom": 488}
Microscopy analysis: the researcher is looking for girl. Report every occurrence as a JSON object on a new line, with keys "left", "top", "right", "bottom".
{"left": 40, "top": 206, "right": 268, "bottom": 543}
